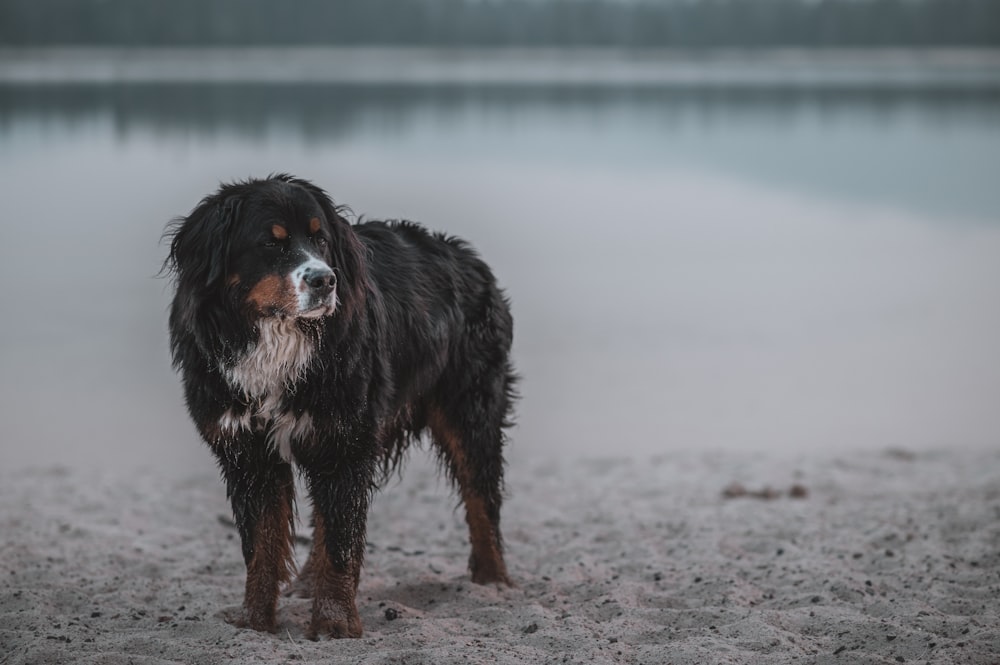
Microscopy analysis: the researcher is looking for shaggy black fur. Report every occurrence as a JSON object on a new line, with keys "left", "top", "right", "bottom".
{"left": 163, "top": 174, "right": 516, "bottom": 638}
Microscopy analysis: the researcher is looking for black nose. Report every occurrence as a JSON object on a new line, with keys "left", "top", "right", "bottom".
{"left": 304, "top": 267, "right": 336, "bottom": 295}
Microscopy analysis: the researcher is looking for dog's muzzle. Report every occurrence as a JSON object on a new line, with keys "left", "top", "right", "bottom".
{"left": 303, "top": 265, "right": 336, "bottom": 298}
{"left": 294, "top": 258, "right": 337, "bottom": 317}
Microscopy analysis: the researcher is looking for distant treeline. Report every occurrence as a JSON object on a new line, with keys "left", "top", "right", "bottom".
{"left": 2, "top": 0, "right": 999, "bottom": 48}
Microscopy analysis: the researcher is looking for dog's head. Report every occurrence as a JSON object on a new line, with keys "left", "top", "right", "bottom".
{"left": 164, "top": 175, "right": 366, "bottom": 351}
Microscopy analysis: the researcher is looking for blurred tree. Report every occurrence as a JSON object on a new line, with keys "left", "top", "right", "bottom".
{"left": 0, "top": 0, "right": 998, "bottom": 48}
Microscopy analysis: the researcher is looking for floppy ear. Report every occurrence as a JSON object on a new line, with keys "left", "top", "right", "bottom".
{"left": 163, "top": 193, "right": 241, "bottom": 291}
{"left": 278, "top": 175, "right": 368, "bottom": 319}
{"left": 163, "top": 189, "right": 246, "bottom": 363}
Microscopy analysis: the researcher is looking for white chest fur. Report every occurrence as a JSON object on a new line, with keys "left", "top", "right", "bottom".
{"left": 225, "top": 318, "right": 315, "bottom": 396}
{"left": 219, "top": 318, "right": 317, "bottom": 462}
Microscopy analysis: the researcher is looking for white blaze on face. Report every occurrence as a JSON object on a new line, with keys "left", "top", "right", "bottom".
{"left": 291, "top": 254, "right": 338, "bottom": 317}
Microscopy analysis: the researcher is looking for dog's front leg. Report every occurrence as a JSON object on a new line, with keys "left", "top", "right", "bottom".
{"left": 214, "top": 440, "right": 296, "bottom": 633}
{"left": 302, "top": 461, "right": 373, "bottom": 639}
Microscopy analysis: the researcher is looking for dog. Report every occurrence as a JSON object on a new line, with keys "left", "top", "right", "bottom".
{"left": 163, "top": 174, "right": 516, "bottom": 638}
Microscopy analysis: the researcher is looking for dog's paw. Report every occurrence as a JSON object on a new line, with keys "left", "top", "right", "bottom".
{"left": 306, "top": 598, "right": 363, "bottom": 639}
{"left": 223, "top": 606, "right": 278, "bottom": 633}
{"left": 471, "top": 569, "right": 514, "bottom": 588}
{"left": 470, "top": 554, "right": 513, "bottom": 588}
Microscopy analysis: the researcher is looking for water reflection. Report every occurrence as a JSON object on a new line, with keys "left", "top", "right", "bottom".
{"left": 6, "top": 83, "right": 1000, "bottom": 135}
{"left": 3, "top": 83, "right": 999, "bottom": 221}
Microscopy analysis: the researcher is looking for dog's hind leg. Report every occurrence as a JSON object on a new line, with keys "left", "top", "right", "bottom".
{"left": 213, "top": 440, "right": 296, "bottom": 633}
{"left": 285, "top": 512, "right": 320, "bottom": 598}
{"left": 429, "top": 366, "right": 515, "bottom": 587}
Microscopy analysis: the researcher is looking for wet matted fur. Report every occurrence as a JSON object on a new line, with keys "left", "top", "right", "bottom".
{"left": 163, "top": 174, "right": 516, "bottom": 638}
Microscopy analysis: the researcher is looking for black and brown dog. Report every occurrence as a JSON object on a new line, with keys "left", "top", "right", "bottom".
{"left": 164, "top": 174, "right": 516, "bottom": 638}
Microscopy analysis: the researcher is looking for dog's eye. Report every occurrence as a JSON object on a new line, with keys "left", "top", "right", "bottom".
{"left": 261, "top": 239, "right": 287, "bottom": 251}
{"left": 313, "top": 236, "right": 328, "bottom": 248}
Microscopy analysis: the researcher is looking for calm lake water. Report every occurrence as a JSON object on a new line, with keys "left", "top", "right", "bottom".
{"left": 2, "top": 55, "right": 999, "bottom": 473}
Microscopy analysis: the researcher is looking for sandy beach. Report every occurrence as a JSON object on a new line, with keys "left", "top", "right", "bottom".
{"left": 1, "top": 446, "right": 997, "bottom": 664}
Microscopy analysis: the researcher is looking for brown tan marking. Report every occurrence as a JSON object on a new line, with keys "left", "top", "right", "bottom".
{"left": 237, "top": 478, "right": 296, "bottom": 632}
{"left": 428, "top": 408, "right": 511, "bottom": 586}
{"left": 305, "top": 515, "right": 363, "bottom": 639}
{"left": 309, "top": 217, "right": 322, "bottom": 234}
{"left": 246, "top": 274, "right": 295, "bottom": 313}
{"left": 272, "top": 224, "right": 288, "bottom": 240}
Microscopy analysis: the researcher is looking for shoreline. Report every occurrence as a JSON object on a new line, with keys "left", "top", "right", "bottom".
{"left": 2, "top": 446, "right": 998, "bottom": 664}
{"left": 2, "top": 47, "right": 999, "bottom": 89}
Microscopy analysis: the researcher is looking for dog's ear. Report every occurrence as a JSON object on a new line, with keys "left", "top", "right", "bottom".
{"left": 163, "top": 188, "right": 247, "bottom": 362}
{"left": 163, "top": 191, "right": 241, "bottom": 290}
{"left": 279, "top": 176, "right": 368, "bottom": 318}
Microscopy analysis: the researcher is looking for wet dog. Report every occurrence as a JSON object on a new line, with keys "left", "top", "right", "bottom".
{"left": 164, "top": 174, "right": 515, "bottom": 638}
